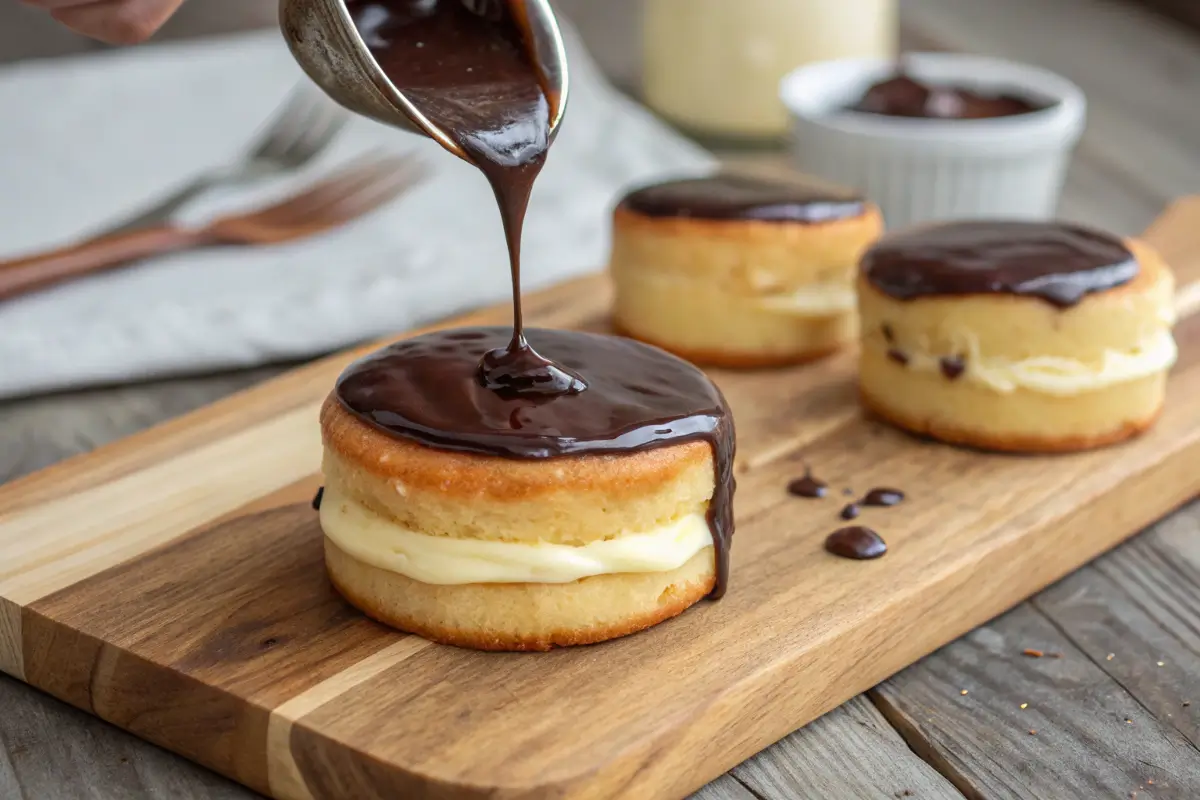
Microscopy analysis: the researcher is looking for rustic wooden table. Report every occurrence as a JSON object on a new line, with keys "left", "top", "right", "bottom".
{"left": 3, "top": 0, "right": 1199, "bottom": 797}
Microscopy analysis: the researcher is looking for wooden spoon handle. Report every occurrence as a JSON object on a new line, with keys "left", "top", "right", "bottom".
{"left": 0, "top": 226, "right": 209, "bottom": 302}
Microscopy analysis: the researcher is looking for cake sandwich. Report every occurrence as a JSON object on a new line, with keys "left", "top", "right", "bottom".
{"left": 610, "top": 173, "right": 883, "bottom": 367}
{"left": 319, "top": 327, "right": 735, "bottom": 651}
{"left": 857, "top": 220, "right": 1177, "bottom": 452}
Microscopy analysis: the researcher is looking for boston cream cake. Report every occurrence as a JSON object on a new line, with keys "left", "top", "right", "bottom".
{"left": 320, "top": 327, "right": 735, "bottom": 651}
{"left": 858, "top": 220, "right": 1176, "bottom": 452}
{"left": 610, "top": 174, "right": 884, "bottom": 367}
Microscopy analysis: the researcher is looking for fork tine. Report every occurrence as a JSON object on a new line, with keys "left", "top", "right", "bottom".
{"left": 288, "top": 159, "right": 431, "bottom": 226}
{"left": 247, "top": 85, "right": 319, "bottom": 162}
{"left": 238, "top": 154, "right": 427, "bottom": 228}
{"left": 278, "top": 96, "right": 350, "bottom": 167}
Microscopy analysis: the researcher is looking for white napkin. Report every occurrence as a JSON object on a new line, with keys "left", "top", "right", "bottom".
{"left": 0, "top": 26, "right": 712, "bottom": 399}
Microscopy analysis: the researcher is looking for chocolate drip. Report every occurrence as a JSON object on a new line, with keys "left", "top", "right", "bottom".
{"left": 825, "top": 526, "right": 888, "bottom": 560}
{"left": 312, "top": 487, "right": 324, "bottom": 511}
{"left": 940, "top": 355, "right": 966, "bottom": 380}
{"left": 861, "top": 488, "right": 905, "bottom": 507}
{"left": 337, "top": 327, "right": 737, "bottom": 596}
{"left": 349, "top": 0, "right": 574, "bottom": 396}
{"left": 618, "top": 174, "right": 865, "bottom": 224}
{"left": 862, "top": 221, "right": 1138, "bottom": 308}
{"left": 850, "top": 72, "right": 1048, "bottom": 119}
{"left": 788, "top": 469, "right": 828, "bottom": 499}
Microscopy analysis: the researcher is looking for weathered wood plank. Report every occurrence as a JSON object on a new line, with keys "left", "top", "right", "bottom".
{"left": 1033, "top": 504, "right": 1200, "bottom": 751}
{"left": 871, "top": 602, "right": 1200, "bottom": 799}
{"left": 732, "top": 696, "right": 964, "bottom": 800}
{"left": 0, "top": 676, "right": 254, "bottom": 799}
{"left": 689, "top": 774, "right": 759, "bottom": 800}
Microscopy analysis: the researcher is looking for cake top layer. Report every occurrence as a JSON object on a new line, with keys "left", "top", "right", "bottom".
{"left": 861, "top": 221, "right": 1138, "bottom": 307}
{"left": 618, "top": 174, "right": 865, "bottom": 224}
{"left": 336, "top": 326, "right": 732, "bottom": 460}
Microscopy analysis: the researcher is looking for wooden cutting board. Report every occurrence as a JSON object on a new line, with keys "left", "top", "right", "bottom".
{"left": 3, "top": 199, "right": 1200, "bottom": 800}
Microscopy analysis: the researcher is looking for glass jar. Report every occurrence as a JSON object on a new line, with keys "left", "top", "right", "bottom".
{"left": 641, "top": 0, "right": 898, "bottom": 142}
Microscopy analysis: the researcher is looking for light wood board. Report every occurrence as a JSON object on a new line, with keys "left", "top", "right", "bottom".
{"left": 2, "top": 199, "right": 1199, "bottom": 799}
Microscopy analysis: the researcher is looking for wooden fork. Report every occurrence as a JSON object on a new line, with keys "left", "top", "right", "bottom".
{"left": 0, "top": 153, "right": 428, "bottom": 302}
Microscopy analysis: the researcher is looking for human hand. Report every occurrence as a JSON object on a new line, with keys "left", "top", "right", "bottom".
{"left": 22, "top": 0, "right": 188, "bottom": 45}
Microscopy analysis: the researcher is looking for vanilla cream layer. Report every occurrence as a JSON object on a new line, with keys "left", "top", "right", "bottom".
{"left": 320, "top": 487, "right": 713, "bottom": 585}
{"left": 901, "top": 328, "right": 1178, "bottom": 396}
{"left": 633, "top": 270, "right": 856, "bottom": 315}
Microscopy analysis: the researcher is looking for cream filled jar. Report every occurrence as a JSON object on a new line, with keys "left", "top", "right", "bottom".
{"left": 642, "top": 0, "right": 897, "bottom": 141}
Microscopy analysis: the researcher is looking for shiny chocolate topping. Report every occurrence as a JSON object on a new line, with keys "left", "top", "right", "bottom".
{"left": 619, "top": 174, "right": 865, "bottom": 224}
{"left": 825, "top": 526, "right": 888, "bottom": 560}
{"left": 337, "top": 327, "right": 737, "bottom": 595}
{"left": 850, "top": 72, "right": 1048, "bottom": 119}
{"left": 862, "top": 221, "right": 1137, "bottom": 308}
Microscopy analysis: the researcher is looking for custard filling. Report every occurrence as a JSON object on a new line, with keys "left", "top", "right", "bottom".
{"left": 887, "top": 328, "right": 1177, "bottom": 395}
{"left": 320, "top": 487, "right": 712, "bottom": 584}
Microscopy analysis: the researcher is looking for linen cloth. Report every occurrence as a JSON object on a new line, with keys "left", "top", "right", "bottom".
{"left": 0, "top": 26, "right": 712, "bottom": 398}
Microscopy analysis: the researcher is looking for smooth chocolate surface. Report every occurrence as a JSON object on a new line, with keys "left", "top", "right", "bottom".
{"left": 825, "top": 526, "right": 888, "bottom": 560}
{"left": 336, "top": 327, "right": 736, "bottom": 595}
{"left": 850, "top": 72, "right": 1048, "bottom": 119}
{"left": 862, "top": 221, "right": 1137, "bottom": 307}
{"left": 619, "top": 174, "right": 865, "bottom": 224}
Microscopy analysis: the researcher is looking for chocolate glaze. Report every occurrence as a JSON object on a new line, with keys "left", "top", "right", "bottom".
{"left": 850, "top": 72, "right": 1048, "bottom": 119}
{"left": 337, "top": 327, "right": 737, "bottom": 596}
{"left": 618, "top": 174, "right": 865, "bottom": 224}
{"left": 339, "top": 1, "right": 738, "bottom": 597}
{"left": 825, "top": 526, "right": 888, "bottom": 560}
{"left": 861, "top": 488, "right": 904, "bottom": 507}
{"left": 940, "top": 355, "right": 966, "bottom": 380}
{"left": 312, "top": 487, "right": 324, "bottom": 511}
{"left": 840, "top": 503, "right": 861, "bottom": 521}
{"left": 863, "top": 221, "right": 1138, "bottom": 308}
{"left": 788, "top": 469, "right": 828, "bottom": 499}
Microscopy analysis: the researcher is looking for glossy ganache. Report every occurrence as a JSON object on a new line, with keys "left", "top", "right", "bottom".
{"left": 862, "top": 221, "right": 1138, "bottom": 308}
{"left": 336, "top": 327, "right": 737, "bottom": 596}
{"left": 849, "top": 72, "right": 1048, "bottom": 119}
{"left": 619, "top": 174, "right": 866, "bottom": 224}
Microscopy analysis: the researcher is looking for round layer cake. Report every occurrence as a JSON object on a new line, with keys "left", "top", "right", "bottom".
{"left": 857, "top": 221, "right": 1177, "bottom": 452}
{"left": 610, "top": 173, "right": 884, "bottom": 367}
{"left": 318, "top": 327, "right": 735, "bottom": 651}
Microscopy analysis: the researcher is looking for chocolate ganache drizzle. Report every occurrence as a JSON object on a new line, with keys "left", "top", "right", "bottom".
{"left": 619, "top": 174, "right": 865, "bottom": 224}
{"left": 862, "top": 221, "right": 1138, "bottom": 308}
{"left": 336, "top": 0, "right": 737, "bottom": 597}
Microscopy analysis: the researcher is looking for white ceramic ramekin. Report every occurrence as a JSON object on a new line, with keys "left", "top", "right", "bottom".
{"left": 779, "top": 53, "right": 1087, "bottom": 229}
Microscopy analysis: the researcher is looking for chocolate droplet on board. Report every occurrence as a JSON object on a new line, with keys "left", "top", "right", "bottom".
{"left": 788, "top": 469, "right": 828, "bottom": 499}
{"left": 840, "top": 503, "right": 861, "bottom": 520}
{"left": 862, "top": 487, "right": 905, "bottom": 507}
{"left": 887, "top": 348, "right": 910, "bottom": 366}
{"left": 882, "top": 324, "right": 896, "bottom": 343}
{"left": 940, "top": 355, "right": 966, "bottom": 379}
{"left": 311, "top": 486, "right": 324, "bottom": 511}
{"left": 825, "top": 526, "right": 888, "bottom": 560}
